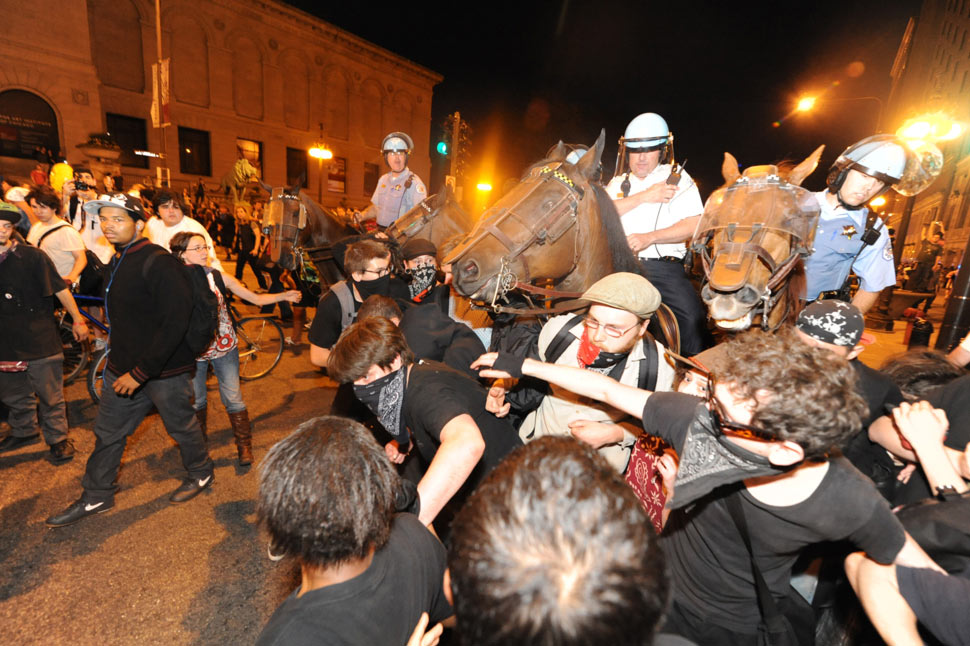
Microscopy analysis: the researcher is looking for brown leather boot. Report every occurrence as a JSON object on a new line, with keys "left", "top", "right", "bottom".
{"left": 227, "top": 409, "right": 253, "bottom": 466}
{"left": 194, "top": 408, "right": 207, "bottom": 445}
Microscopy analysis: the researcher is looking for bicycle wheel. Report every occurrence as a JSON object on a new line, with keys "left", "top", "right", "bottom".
{"left": 237, "top": 317, "right": 284, "bottom": 380}
{"left": 87, "top": 349, "right": 107, "bottom": 404}
{"left": 60, "top": 319, "right": 89, "bottom": 385}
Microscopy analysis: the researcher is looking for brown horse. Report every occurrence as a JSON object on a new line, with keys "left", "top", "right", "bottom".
{"left": 691, "top": 146, "right": 824, "bottom": 331}
{"left": 385, "top": 185, "right": 475, "bottom": 261}
{"left": 446, "top": 130, "right": 641, "bottom": 306}
{"left": 259, "top": 181, "right": 357, "bottom": 288}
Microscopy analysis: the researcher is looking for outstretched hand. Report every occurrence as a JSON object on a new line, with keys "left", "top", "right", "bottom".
{"left": 471, "top": 352, "right": 509, "bottom": 379}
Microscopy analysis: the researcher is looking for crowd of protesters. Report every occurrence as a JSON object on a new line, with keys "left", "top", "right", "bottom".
{"left": 2, "top": 119, "right": 970, "bottom": 646}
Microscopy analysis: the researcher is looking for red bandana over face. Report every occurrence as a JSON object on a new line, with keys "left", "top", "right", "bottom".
{"left": 576, "top": 326, "right": 601, "bottom": 368}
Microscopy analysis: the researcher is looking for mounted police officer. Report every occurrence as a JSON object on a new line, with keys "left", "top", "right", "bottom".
{"left": 363, "top": 132, "right": 427, "bottom": 229}
{"left": 606, "top": 112, "right": 708, "bottom": 355}
{"left": 804, "top": 135, "right": 938, "bottom": 314}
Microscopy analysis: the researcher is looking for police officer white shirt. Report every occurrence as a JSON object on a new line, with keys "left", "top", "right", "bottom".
{"left": 802, "top": 191, "right": 895, "bottom": 301}
{"left": 606, "top": 164, "right": 703, "bottom": 260}
{"left": 371, "top": 169, "right": 427, "bottom": 228}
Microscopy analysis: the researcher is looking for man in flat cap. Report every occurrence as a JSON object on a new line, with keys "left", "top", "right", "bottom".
{"left": 487, "top": 272, "right": 675, "bottom": 472}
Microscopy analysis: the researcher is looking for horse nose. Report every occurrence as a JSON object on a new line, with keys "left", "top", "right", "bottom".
{"left": 737, "top": 285, "right": 761, "bottom": 306}
{"left": 700, "top": 283, "right": 715, "bottom": 303}
{"left": 461, "top": 260, "right": 479, "bottom": 280}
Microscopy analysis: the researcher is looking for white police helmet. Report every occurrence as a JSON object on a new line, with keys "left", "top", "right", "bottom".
{"left": 832, "top": 135, "right": 908, "bottom": 185}
{"left": 381, "top": 132, "right": 414, "bottom": 155}
{"left": 621, "top": 113, "right": 671, "bottom": 150}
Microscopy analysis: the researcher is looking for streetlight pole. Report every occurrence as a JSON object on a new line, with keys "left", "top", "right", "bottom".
{"left": 308, "top": 122, "right": 332, "bottom": 204}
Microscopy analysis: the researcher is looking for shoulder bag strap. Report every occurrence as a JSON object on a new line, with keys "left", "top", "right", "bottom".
{"left": 36, "top": 223, "right": 72, "bottom": 247}
{"left": 543, "top": 313, "right": 584, "bottom": 362}
{"left": 724, "top": 489, "right": 787, "bottom": 630}
{"left": 639, "top": 332, "right": 659, "bottom": 391}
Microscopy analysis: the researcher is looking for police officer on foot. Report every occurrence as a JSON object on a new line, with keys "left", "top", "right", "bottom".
{"left": 606, "top": 112, "right": 708, "bottom": 355}
{"left": 362, "top": 132, "right": 427, "bottom": 229}
{"left": 804, "top": 135, "right": 935, "bottom": 314}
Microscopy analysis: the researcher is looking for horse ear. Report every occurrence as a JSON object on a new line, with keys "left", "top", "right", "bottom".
{"left": 722, "top": 152, "right": 741, "bottom": 185}
{"left": 787, "top": 145, "right": 825, "bottom": 187}
{"left": 574, "top": 129, "right": 606, "bottom": 181}
{"left": 286, "top": 171, "right": 307, "bottom": 194}
{"left": 257, "top": 179, "right": 273, "bottom": 194}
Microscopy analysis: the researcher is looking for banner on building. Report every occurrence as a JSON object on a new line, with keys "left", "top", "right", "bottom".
{"left": 150, "top": 59, "right": 171, "bottom": 128}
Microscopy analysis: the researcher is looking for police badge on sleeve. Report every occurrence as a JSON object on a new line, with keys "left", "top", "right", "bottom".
{"left": 882, "top": 239, "right": 894, "bottom": 261}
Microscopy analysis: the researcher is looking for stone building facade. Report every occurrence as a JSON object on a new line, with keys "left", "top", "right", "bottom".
{"left": 882, "top": 0, "right": 970, "bottom": 265}
{"left": 0, "top": 0, "right": 441, "bottom": 208}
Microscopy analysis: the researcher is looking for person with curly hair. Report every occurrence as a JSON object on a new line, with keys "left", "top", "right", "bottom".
{"left": 474, "top": 327, "right": 942, "bottom": 646}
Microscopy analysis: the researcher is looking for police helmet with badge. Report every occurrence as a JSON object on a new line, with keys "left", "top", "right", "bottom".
{"left": 827, "top": 134, "right": 943, "bottom": 208}
{"left": 615, "top": 113, "right": 675, "bottom": 197}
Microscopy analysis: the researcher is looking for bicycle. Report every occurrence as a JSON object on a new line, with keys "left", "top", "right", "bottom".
{"left": 231, "top": 304, "right": 285, "bottom": 380}
{"left": 57, "top": 293, "right": 108, "bottom": 385}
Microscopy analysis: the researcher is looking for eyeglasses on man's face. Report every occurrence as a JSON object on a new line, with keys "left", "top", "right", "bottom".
{"left": 361, "top": 264, "right": 390, "bottom": 278}
{"left": 582, "top": 316, "right": 639, "bottom": 338}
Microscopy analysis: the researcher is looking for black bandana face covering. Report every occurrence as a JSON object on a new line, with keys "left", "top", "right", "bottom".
{"left": 353, "top": 366, "right": 407, "bottom": 444}
{"left": 406, "top": 265, "right": 437, "bottom": 299}
{"left": 668, "top": 402, "right": 789, "bottom": 509}
{"left": 353, "top": 274, "right": 391, "bottom": 301}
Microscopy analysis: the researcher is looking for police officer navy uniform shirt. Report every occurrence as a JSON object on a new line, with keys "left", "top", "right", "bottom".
{"left": 371, "top": 170, "right": 426, "bottom": 228}
{"left": 606, "top": 164, "right": 703, "bottom": 260}
{"left": 803, "top": 191, "right": 895, "bottom": 302}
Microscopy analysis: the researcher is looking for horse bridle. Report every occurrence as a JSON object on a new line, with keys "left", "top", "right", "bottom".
{"left": 692, "top": 223, "right": 808, "bottom": 331}
{"left": 385, "top": 195, "right": 435, "bottom": 243}
{"left": 451, "top": 163, "right": 585, "bottom": 309}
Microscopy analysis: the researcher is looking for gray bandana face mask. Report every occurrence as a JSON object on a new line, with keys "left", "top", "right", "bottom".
{"left": 668, "top": 402, "right": 788, "bottom": 509}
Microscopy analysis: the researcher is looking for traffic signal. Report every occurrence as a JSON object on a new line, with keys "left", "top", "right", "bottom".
{"left": 436, "top": 140, "right": 449, "bottom": 156}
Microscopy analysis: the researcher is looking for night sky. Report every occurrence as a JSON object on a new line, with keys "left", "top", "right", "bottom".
{"left": 285, "top": 0, "right": 918, "bottom": 199}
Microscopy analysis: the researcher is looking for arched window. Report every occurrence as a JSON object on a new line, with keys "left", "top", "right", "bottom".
{"left": 0, "top": 90, "right": 59, "bottom": 160}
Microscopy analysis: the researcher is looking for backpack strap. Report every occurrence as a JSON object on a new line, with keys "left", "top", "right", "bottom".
{"left": 542, "top": 313, "right": 584, "bottom": 362}
{"left": 639, "top": 332, "right": 659, "bottom": 391}
{"left": 140, "top": 247, "right": 170, "bottom": 280}
{"left": 329, "top": 280, "right": 356, "bottom": 331}
{"left": 35, "top": 223, "right": 72, "bottom": 247}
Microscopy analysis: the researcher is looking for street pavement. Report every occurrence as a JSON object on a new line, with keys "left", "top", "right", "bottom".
{"left": 0, "top": 301, "right": 336, "bottom": 646}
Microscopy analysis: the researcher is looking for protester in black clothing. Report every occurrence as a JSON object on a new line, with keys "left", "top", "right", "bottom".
{"left": 46, "top": 193, "right": 214, "bottom": 528}
{"left": 449, "top": 437, "right": 690, "bottom": 646}
{"left": 233, "top": 203, "right": 267, "bottom": 290}
{"left": 256, "top": 416, "right": 452, "bottom": 646}
{"left": 474, "top": 327, "right": 942, "bottom": 646}
{"left": 308, "top": 239, "right": 409, "bottom": 369}
{"left": 328, "top": 317, "right": 521, "bottom": 527}
{"left": 216, "top": 206, "right": 235, "bottom": 258}
{"left": 0, "top": 202, "right": 87, "bottom": 463}
{"left": 401, "top": 237, "right": 449, "bottom": 310}
{"left": 357, "top": 295, "right": 485, "bottom": 381}
{"left": 793, "top": 300, "right": 905, "bottom": 499}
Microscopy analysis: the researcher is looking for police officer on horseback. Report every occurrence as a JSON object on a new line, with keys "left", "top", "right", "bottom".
{"left": 607, "top": 112, "right": 708, "bottom": 355}
{"left": 362, "top": 131, "right": 427, "bottom": 229}
{"left": 803, "top": 135, "right": 916, "bottom": 313}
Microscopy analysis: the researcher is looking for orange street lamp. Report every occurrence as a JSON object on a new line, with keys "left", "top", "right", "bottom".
{"left": 898, "top": 113, "right": 963, "bottom": 149}
{"left": 308, "top": 122, "right": 333, "bottom": 202}
{"left": 796, "top": 96, "right": 817, "bottom": 112}
{"left": 308, "top": 146, "right": 333, "bottom": 160}
{"left": 476, "top": 182, "right": 492, "bottom": 192}
{"left": 869, "top": 196, "right": 887, "bottom": 208}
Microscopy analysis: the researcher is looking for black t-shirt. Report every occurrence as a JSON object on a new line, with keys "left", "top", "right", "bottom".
{"left": 403, "top": 361, "right": 521, "bottom": 490}
{"left": 895, "top": 373, "right": 970, "bottom": 504}
{"left": 308, "top": 279, "right": 411, "bottom": 350}
{"left": 256, "top": 514, "right": 452, "bottom": 646}
{"left": 642, "top": 392, "right": 907, "bottom": 632}
{"left": 842, "top": 359, "right": 904, "bottom": 492}
{"left": 399, "top": 303, "right": 485, "bottom": 380}
{"left": 0, "top": 243, "right": 63, "bottom": 361}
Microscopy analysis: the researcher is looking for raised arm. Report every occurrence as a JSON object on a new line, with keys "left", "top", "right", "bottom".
{"left": 472, "top": 353, "right": 651, "bottom": 419}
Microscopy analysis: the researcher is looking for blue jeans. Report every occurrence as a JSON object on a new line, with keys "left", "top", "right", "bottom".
{"left": 81, "top": 369, "right": 213, "bottom": 503}
{"left": 192, "top": 348, "right": 245, "bottom": 414}
{"left": 0, "top": 353, "right": 68, "bottom": 445}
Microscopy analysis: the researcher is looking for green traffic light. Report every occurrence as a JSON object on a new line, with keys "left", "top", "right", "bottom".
{"left": 436, "top": 141, "right": 449, "bottom": 155}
